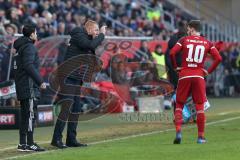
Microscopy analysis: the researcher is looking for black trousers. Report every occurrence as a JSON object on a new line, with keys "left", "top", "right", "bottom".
{"left": 52, "top": 78, "right": 82, "bottom": 143}
{"left": 19, "top": 98, "right": 38, "bottom": 145}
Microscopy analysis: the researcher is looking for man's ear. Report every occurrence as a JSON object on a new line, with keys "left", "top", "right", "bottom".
{"left": 86, "top": 27, "right": 91, "bottom": 35}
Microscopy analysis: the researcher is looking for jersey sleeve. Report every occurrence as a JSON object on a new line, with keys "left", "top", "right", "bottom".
{"left": 207, "top": 43, "right": 222, "bottom": 74}
{"left": 170, "top": 37, "right": 184, "bottom": 69}
{"left": 176, "top": 37, "right": 184, "bottom": 47}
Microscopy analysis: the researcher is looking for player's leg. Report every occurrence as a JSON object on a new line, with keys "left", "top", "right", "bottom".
{"left": 192, "top": 78, "right": 207, "bottom": 143}
{"left": 174, "top": 78, "right": 191, "bottom": 144}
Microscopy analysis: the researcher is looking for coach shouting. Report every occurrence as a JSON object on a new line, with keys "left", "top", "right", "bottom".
{"left": 51, "top": 20, "right": 106, "bottom": 148}
{"left": 14, "top": 24, "right": 46, "bottom": 152}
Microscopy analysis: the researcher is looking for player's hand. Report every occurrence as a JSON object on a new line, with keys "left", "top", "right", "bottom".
{"left": 40, "top": 82, "right": 47, "bottom": 89}
{"left": 100, "top": 26, "right": 107, "bottom": 35}
{"left": 202, "top": 69, "right": 209, "bottom": 76}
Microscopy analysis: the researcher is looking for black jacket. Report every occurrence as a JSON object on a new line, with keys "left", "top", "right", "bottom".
{"left": 64, "top": 27, "right": 105, "bottom": 80}
{"left": 64, "top": 27, "right": 105, "bottom": 60}
{"left": 13, "top": 36, "right": 43, "bottom": 100}
{"left": 165, "top": 32, "right": 186, "bottom": 88}
{"left": 132, "top": 47, "right": 153, "bottom": 62}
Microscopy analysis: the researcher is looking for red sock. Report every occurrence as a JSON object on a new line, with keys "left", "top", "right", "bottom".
{"left": 196, "top": 104, "right": 205, "bottom": 138}
{"left": 175, "top": 103, "right": 184, "bottom": 132}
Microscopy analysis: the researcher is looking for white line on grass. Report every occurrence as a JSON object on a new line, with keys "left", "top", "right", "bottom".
{"left": 2, "top": 116, "right": 240, "bottom": 160}
{"left": 217, "top": 111, "right": 236, "bottom": 115}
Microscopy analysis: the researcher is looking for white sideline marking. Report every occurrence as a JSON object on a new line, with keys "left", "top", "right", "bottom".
{"left": 1, "top": 116, "right": 240, "bottom": 160}
{"left": 217, "top": 111, "right": 236, "bottom": 116}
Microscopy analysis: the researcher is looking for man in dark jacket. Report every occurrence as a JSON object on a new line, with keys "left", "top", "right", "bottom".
{"left": 132, "top": 40, "right": 153, "bottom": 62}
{"left": 51, "top": 20, "right": 106, "bottom": 148}
{"left": 165, "top": 22, "right": 187, "bottom": 88}
{"left": 13, "top": 24, "right": 46, "bottom": 152}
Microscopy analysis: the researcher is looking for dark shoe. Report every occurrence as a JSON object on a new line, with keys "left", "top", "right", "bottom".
{"left": 197, "top": 137, "right": 207, "bottom": 144}
{"left": 173, "top": 131, "right": 182, "bottom": 144}
{"left": 51, "top": 140, "right": 68, "bottom": 149}
{"left": 173, "top": 137, "right": 181, "bottom": 144}
{"left": 27, "top": 143, "right": 45, "bottom": 152}
{"left": 17, "top": 144, "right": 28, "bottom": 152}
{"left": 66, "top": 141, "right": 88, "bottom": 147}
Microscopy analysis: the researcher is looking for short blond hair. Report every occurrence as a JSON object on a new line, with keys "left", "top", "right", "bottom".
{"left": 84, "top": 20, "right": 98, "bottom": 29}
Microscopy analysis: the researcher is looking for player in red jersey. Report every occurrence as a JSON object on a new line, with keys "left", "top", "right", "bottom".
{"left": 170, "top": 20, "right": 222, "bottom": 144}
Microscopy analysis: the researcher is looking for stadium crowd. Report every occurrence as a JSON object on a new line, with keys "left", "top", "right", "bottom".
{"left": 0, "top": 0, "right": 240, "bottom": 97}
{"left": 0, "top": 0, "right": 190, "bottom": 39}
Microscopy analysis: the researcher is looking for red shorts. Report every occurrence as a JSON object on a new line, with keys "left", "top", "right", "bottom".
{"left": 176, "top": 77, "right": 206, "bottom": 104}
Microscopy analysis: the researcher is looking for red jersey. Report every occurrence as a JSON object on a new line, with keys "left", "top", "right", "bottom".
{"left": 170, "top": 35, "right": 222, "bottom": 79}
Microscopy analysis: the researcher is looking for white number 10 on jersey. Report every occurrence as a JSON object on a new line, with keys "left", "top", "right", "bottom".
{"left": 186, "top": 44, "right": 205, "bottom": 63}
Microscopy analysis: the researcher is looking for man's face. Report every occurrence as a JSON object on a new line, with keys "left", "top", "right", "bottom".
{"left": 0, "top": 10, "right": 5, "bottom": 18}
{"left": 88, "top": 24, "right": 99, "bottom": 38}
{"left": 6, "top": 26, "right": 14, "bottom": 35}
{"left": 142, "top": 41, "right": 148, "bottom": 48}
{"left": 156, "top": 47, "right": 162, "bottom": 53}
{"left": 187, "top": 26, "right": 193, "bottom": 36}
{"left": 30, "top": 30, "right": 38, "bottom": 41}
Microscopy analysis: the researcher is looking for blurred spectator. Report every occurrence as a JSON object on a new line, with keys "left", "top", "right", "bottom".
{"left": 4, "top": 23, "right": 18, "bottom": 35}
{"left": 57, "top": 40, "right": 68, "bottom": 65}
{"left": 0, "top": 38, "right": 11, "bottom": 82}
{"left": 133, "top": 40, "right": 153, "bottom": 62}
{"left": 229, "top": 45, "right": 239, "bottom": 71}
{"left": 0, "top": 9, "right": 10, "bottom": 35}
{"left": 152, "top": 44, "right": 167, "bottom": 79}
{"left": 213, "top": 64, "right": 225, "bottom": 96}
{"left": 236, "top": 50, "right": 240, "bottom": 72}
{"left": 132, "top": 62, "right": 157, "bottom": 86}
{"left": 111, "top": 55, "right": 129, "bottom": 84}
{"left": 8, "top": 8, "right": 22, "bottom": 30}
{"left": 57, "top": 22, "right": 66, "bottom": 35}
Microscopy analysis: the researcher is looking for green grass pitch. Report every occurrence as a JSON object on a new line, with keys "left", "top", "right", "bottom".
{"left": 0, "top": 98, "right": 240, "bottom": 160}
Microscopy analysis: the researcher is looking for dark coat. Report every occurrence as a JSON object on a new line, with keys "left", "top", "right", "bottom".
{"left": 132, "top": 47, "right": 153, "bottom": 62}
{"left": 165, "top": 32, "right": 186, "bottom": 88}
{"left": 64, "top": 27, "right": 105, "bottom": 80}
{"left": 13, "top": 36, "right": 43, "bottom": 100}
{"left": 64, "top": 27, "right": 105, "bottom": 60}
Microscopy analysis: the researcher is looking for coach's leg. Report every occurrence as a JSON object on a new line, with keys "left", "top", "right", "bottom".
{"left": 66, "top": 95, "right": 87, "bottom": 147}
{"left": 19, "top": 99, "right": 29, "bottom": 148}
{"left": 51, "top": 97, "right": 73, "bottom": 148}
{"left": 26, "top": 99, "right": 39, "bottom": 145}
{"left": 66, "top": 95, "right": 88, "bottom": 147}
{"left": 25, "top": 99, "right": 45, "bottom": 151}
{"left": 66, "top": 95, "right": 80, "bottom": 141}
{"left": 26, "top": 99, "right": 35, "bottom": 146}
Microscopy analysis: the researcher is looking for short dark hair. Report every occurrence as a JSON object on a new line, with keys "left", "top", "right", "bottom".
{"left": 22, "top": 24, "right": 36, "bottom": 37}
{"left": 187, "top": 20, "right": 201, "bottom": 32}
{"left": 155, "top": 44, "right": 162, "bottom": 49}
